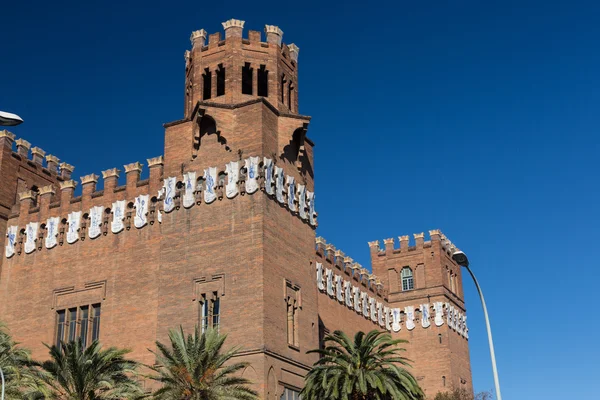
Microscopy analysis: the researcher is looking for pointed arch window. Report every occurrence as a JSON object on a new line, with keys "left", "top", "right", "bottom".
{"left": 401, "top": 267, "right": 414, "bottom": 291}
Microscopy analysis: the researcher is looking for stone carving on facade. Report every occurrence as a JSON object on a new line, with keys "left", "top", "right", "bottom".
{"left": 134, "top": 195, "right": 149, "bottom": 228}
{"left": 244, "top": 157, "right": 259, "bottom": 194}
{"left": 225, "top": 161, "right": 239, "bottom": 199}
{"left": 163, "top": 177, "right": 177, "bottom": 213}
{"left": 5, "top": 226, "right": 18, "bottom": 258}
{"left": 66, "top": 211, "right": 81, "bottom": 244}
{"left": 111, "top": 200, "right": 125, "bottom": 233}
{"left": 203, "top": 167, "right": 217, "bottom": 204}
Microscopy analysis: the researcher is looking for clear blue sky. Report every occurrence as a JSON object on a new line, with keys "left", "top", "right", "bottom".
{"left": 3, "top": 1, "right": 599, "bottom": 398}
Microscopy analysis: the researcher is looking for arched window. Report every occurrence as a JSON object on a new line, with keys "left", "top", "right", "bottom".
{"left": 401, "top": 267, "right": 414, "bottom": 291}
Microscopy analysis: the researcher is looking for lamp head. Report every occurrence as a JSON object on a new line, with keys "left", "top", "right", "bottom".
{"left": 0, "top": 111, "right": 23, "bottom": 126}
{"left": 452, "top": 250, "right": 469, "bottom": 267}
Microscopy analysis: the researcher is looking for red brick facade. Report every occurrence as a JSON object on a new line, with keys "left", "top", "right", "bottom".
{"left": 0, "top": 19, "right": 471, "bottom": 398}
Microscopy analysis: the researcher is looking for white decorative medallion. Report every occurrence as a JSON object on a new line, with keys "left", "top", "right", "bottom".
{"left": 88, "top": 206, "right": 104, "bottom": 239}
{"left": 392, "top": 308, "right": 402, "bottom": 332}
{"left": 5, "top": 225, "right": 18, "bottom": 258}
{"left": 384, "top": 306, "right": 392, "bottom": 331}
{"left": 369, "top": 297, "right": 377, "bottom": 322}
{"left": 275, "top": 167, "right": 285, "bottom": 203}
{"left": 134, "top": 194, "right": 149, "bottom": 228}
{"left": 377, "top": 302, "right": 385, "bottom": 327}
{"left": 66, "top": 211, "right": 81, "bottom": 244}
{"left": 225, "top": 161, "right": 239, "bottom": 198}
{"left": 264, "top": 158, "right": 274, "bottom": 195}
{"left": 405, "top": 306, "right": 416, "bottom": 330}
{"left": 421, "top": 303, "right": 431, "bottom": 328}
{"left": 245, "top": 157, "right": 259, "bottom": 194}
{"left": 316, "top": 263, "right": 325, "bottom": 291}
{"left": 335, "top": 276, "right": 344, "bottom": 302}
{"left": 326, "top": 268, "right": 334, "bottom": 297}
{"left": 307, "top": 191, "right": 316, "bottom": 226}
{"left": 182, "top": 172, "right": 196, "bottom": 208}
{"left": 344, "top": 281, "right": 353, "bottom": 308}
{"left": 286, "top": 176, "right": 296, "bottom": 211}
{"left": 204, "top": 167, "right": 217, "bottom": 204}
{"left": 362, "top": 293, "right": 369, "bottom": 317}
{"left": 353, "top": 287, "right": 361, "bottom": 313}
{"left": 297, "top": 184, "right": 307, "bottom": 219}
{"left": 434, "top": 301, "right": 445, "bottom": 326}
{"left": 45, "top": 217, "right": 59, "bottom": 249}
{"left": 111, "top": 200, "right": 126, "bottom": 233}
{"left": 24, "top": 222, "right": 38, "bottom": 254}
{"left": 163, "top": 177, "right": 177, "bottom": 213}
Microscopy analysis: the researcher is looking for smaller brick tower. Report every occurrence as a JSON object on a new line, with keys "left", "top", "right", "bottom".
{"left": 369, "top": 230, "right": 472, "bottom": 397}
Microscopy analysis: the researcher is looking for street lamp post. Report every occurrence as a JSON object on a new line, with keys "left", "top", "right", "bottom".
{"left": 452, "top": 250, "right": 502, "bottom": 400}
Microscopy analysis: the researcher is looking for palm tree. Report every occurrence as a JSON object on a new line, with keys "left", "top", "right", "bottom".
{"left": 29, "top": 339, "right": 143, "bottom": 399}
{"left": 0, "top": 322, "right": 34, "bottom": 399}
{"left": 147, "top": 326, "right": 258, "bottom": 400}
{"left": 301, "top": 330, "right": 424, "bottom": 400}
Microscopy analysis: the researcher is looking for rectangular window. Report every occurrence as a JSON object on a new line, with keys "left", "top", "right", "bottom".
{"left": 56, "top": 310, "right": 66, "bottom": 347}
{"left": 242, "top": 63, "right": 253, "bottom": 95}
{"left": 55, "top": 303, "right": 101, "bottom": 347}
{"left": 80, "top": 306, "right": 89, "bottom": 348}
{"left": 91, "top": 304, "right": 101, "bottom": 342}
{"left": 67, "top": 308, "right": 77, "bottom": 342}
{"left": 216, "top": 64, "right": 225, "bottom": 97}
{"left": 203, "top": 68, "right": 212, "bottom": 100}
{"left": 257, "top": 65, "right": 268, "bottom": 97}
{"left": 280, "top": 387, "right": 301, "bottom": 400}
{"left": 199, "top": 292, "right": 221, "bottom": 333}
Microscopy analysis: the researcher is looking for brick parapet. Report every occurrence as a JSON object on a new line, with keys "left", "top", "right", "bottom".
{"left": 5, "top": 155, "right": 317, "bottom": 256}
{"left": 0, "top": 131, "right": 71, "bottom": 176}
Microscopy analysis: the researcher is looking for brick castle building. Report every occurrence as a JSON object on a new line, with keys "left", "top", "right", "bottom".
{"left": 0, "top": 19, "right": 472, "bottom": 398}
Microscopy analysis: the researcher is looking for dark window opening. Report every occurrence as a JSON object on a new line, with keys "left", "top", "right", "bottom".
{"left": 202, "top": 68, "right": 212, "bottom": 100}
{"left": 199, "top": 292, "right": 221, "bottom": 333}
{"left": 216, "top": 64, "right": 225, "bottom": 97}
{"left": 80, "top": 306, "right": 89, "bottom": 348}
{"left": 257, "top": 65, "right": 268, "bottom": 97}
{"left": 242, "top": 62, "right": 253, "bottom": 95}
{"left": 280, "top": 74, "right": 286, "bottom": 104}
{"left": 438, "top": 333, "right": 443, "bottom": 344}
{"left": 56, "top": 310, "right": 66, "bottom": 347}
{"left": 288, "top": 80, "right": 294, "bottom": 110}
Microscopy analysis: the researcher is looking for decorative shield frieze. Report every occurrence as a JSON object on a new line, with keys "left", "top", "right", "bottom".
{"left": 405, "top": 306, "right": 416, "bottom": 330}
{"left": 88, "top": 206, "right": 104, "bottom": 239}
{"left": 134, "top": 195, "right": 149, "bottom": 228}
{"left": 182, "top": 172, "right": 196, "bottom": 208}
{"left": 245, "top": 157, "right": 259, "bottom": 194}
{"left": 421, "top": 303, "right": 431, "bottom": 328}
{"left": 434, "top": 301, "right": 445, "bottom": 326}
{"left": 111, "top": 200, "right": 126, "bottom": 233}
{"left": 225, "top": 161, "right": 239, "bottom": 199}
{"left": 286, "top": 176, "right": 296, "bottom": 211}
{"left": 391, "top": 308, "right": 402, "bottom": 332}
{"left": 353, "top": 287, "right": 361, "bottom": 314}
{"left": 297, "top": 184, "right": 307, "bottom": 219}
{"left": 335, "top": 275, "right": 344, "bottom": 303}
{"left": 163, "top": 177, "right": 177, "bottom": 213}
{"left": 263, "top": 157, "right": 274, "bottom": 195}
{"left": 66, "top": 211, "right": 81, "bottom": 244}
{"left": 361, "top": 293, "right": 369, "bottom": 317}
{"left": 5, "top": 225, "right": 18, "bottom": 258}
{"left": 204, "top": 167, "right": 217, "bottom": 204}
{"left": 384, "top": 306, "right": 392, "bottom": 331}
{"left": 307, "top": 191, "right": 316, "bottom": 226}
{"left": 24, "top": 222, "right": 38, "bottom": 254}
{"left": 369, "top": 297, "right": 377, "bottom": 322}
{"left": 344, "top": 281, "right": 353, "bottom": 308}
{"left": 45, "top": 217, "right": 59, "bottom": 249}
{"left": 326, "top": 268, "right": 334, "bottom": 297}
{"left": 275, "top": 167, "right": 285, "bottom": 204}
{"left": 377, "top": 302, "right": 385, "bottom": 327}
{"left": 316, "top": 262, "right": 325, "bottom": 292}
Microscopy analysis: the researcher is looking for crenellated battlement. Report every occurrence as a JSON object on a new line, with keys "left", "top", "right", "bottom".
{"left": 0, "top": 130, "right": 73, "bottom": 179}
{"left": 315, "top": 237, "right": 386, "bottom": 299}
{"left": 5, "top": 155, "right": 317, "bottom": 258}
{"left": 368, "top": 229, "right": 461, "bottom": 258}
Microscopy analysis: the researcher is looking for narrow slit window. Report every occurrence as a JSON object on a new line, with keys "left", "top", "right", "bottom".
{"left": 56, "top": 310, "right": 66, "bottom": 347}
{"left": 216, "top": 64, "right": 225, "bottom": 97}
{"left": 280, "top": 74, "right": 286, "bottom": 104}
{"left": 68, "top": 308, "right": 77, "bottom": 342}
{"left": 91, "top": 304, "right": 101, "bottom": 342}
{"left": 80, "top": 306, "right": 89, "bottom": 347}
{"left": 203, "top": 68, "right": 212, "bottom": 100}
{"left": 288, "top": 80, "right": 294, "bottom": 110}
{"left": 257, "top": 65, "right": 268, "bottom": 97}
{"left": 242, "top": 62, "right": 253, "bottom": 95}
{"left": 212, "top": 294, "right": 220, "bottom": 333}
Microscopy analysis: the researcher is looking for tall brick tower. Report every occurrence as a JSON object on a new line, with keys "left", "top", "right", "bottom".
{"left": 369, "top": 231, "right": 473, "bottom": 396}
